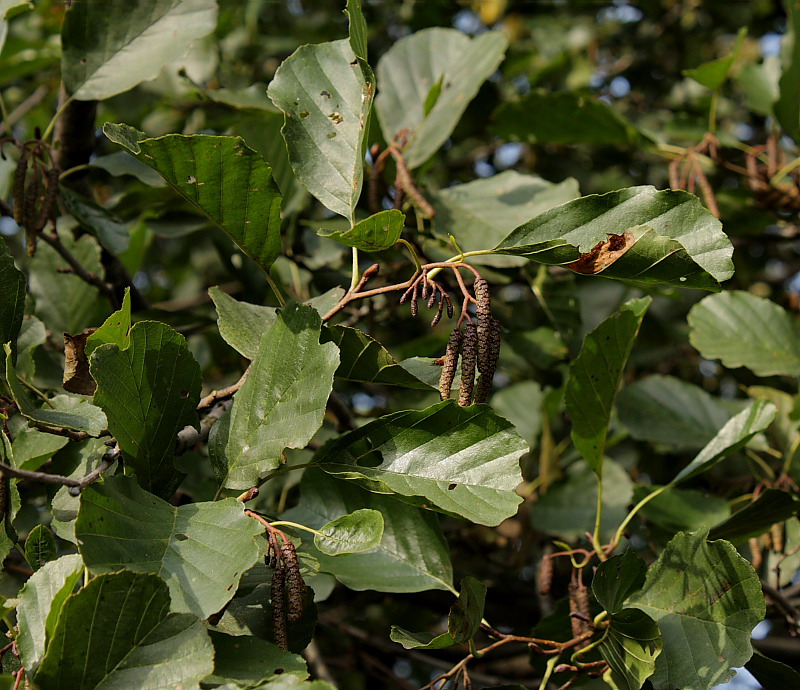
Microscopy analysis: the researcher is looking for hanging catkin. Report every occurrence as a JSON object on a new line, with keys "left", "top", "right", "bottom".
{"left": 474, "top": 278, "right": 492, "bottom": 374}
{"left": 12, "top": 149, "right": 29, "bottom": 225}
{"left": 458, "top": 324, "right": 478, "bottom": 406}
{"left": 439, "top": 329, "right": 462, "bottom": 400}
{"left": 281, "top": 540, "right": 306, "bottom": 622}
{"left": 271, "top": 567, "right": 289, "bottom": 651}
{"left": 474, "top": 318, "right": 501, "bottom": 403}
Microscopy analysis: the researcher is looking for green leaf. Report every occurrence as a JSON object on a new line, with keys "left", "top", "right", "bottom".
{"left": 0, "top": 430, "right": 20, "bottom": 564}
{"left": 617, "top": 375, "right": 732, "bottom": 451}
{"left": 670, "top": 400, "right": 777, "bottom": 484}
{"left": 736, "top": 58, "right": 781, "bottom": 117}
{"left": 390, "top": 576, "right": 486, "bottom": 650}
{"left": 708, "top": 489, "right": 799, "bottom": 542}
{"left": 530, "top": 459, "right": 633, "bottom": 542}
{"left": 492, "top": 90, "right": 645, "bottom": 146}
{"left": 90, "top": 320, "right": 201, "bottom": 495}
{"left": 776, "top": 0, "right": 800, "bottom": 140}
{"left": 688, "top": 291, "right": 800, "bottom": 376}
{"left": 76, "top": 475, "right": 263, "bottom": 618}
{"left": 628, "top": 530, "right": 765, "bottom": 690}
{"left": 59, "top": 185, "right": 129, "bottom": 254}
{"left": 490, "top": 381, "right": 544, "bottom": 450}
{"left": 104, "top": 124, "right": 284, "bottom": 273}
{"left": 433, "top": 172, "right": 580, "bottom": 267}
{"left": 0, "top": 1, "right": 31, "bottom": 20}
{"left": 598, "top": 608, "right": 662, "bottom": 690}
{"left": 321, "top": 325, "right": 430, "bottom": 389}
{"left": 565, "top": 296, "right": 651, "bottom": 474}
{"left": 633, "top": 486, "right": 730, "bottom": 533}
{"left": 494, "top": 186, "right": 734, "bottom": 291}
{"left": 684, "top": 27, "right": 747, "bottom": 90}
{"left": 85, "top": 286, "right": 132, "bottom": 356}
{"left": 316, "top": 400, "right": 526, "bottom": 527}
{"left": 61, "top": 0, "right": 218, "bottom": 101}
{"left": 314, "top": 508, "right": 384, "bottom": 555}
{"left": 345, "top": 0, "right": 368, "bottom": 60}
{"left": 14, "top": 553, "right": 83, "bottom": 673}
{"left": 375, "top": 28, "right": 508, "bottom": 169}
{"left": 317, "top": 209, "right": 404, "bottom": 251}
{"left": 90, "top": 151, "right": 166, "bottom": 187}
{"left": 5, "top": 347, "right": 108, "bottom": 435}
{"left": 211, "top": 303, "right": 339, "bottom": 490}
{"left": 0, "top": 237, "right": 25, "bottom": 364}
{"left": 268, "top": 39, "right": 373, "bottom": 224}
{"left": 746, "top": 650, "right": 800, "bottom": 689}
{"left": 282, "top": 469, "right": 453, "bottom": 592}
{"left": 28, "top": 227, "right": 105, "bottom": 335}
{"left": 34, "top": 571, "right": 214, "bottom": 689}
{"left": 205, "top": 631, "right": 309, "bottom": 685}
{"left": 11, "top": 424, "right": 68, "bottom": 471}
{"left": 593, "top": 551, "right": 647, "bottom": 615}
{"left": 24, "top": 524, "right": 57, "bottom": 571}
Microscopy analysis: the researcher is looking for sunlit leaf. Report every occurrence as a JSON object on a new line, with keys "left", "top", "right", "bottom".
{"left": 314, "top": 508, "right": 384, "bottom": 555}
{"left": 317, "top": 209, "right": 404, "bottom": 251}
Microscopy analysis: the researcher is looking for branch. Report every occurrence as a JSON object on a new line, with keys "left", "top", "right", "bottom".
{"left": 39, "top": 230, "right": 117, "bottom": 306}
{"left": 174, "top": 400, "right": 232, "bottom": 455}
{"left": 197, "top": 367, "right": 250, "bottom": 411}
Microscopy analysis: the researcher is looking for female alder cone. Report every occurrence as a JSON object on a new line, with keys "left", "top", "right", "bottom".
{"left": 458, "top": 323, "right": 478, "bottom": 406}
{"left": 439, "top": 329, "right": 462, "bottom": 400}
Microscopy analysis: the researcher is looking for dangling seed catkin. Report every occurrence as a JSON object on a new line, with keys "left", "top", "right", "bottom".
{"left": 24, "top": 164, "right": 42, "bottom": 256}
{"left": 538, "top": 555, "right": 554, "bottom": 596}
{"left": 474, "top": 278, "right": 492, "bottom": 374}
{"left": 12, "top": 149, "right": 29, "bottom": 225}
{"left": 280, "top": 540, "right": 306, "bottom": 622}
{"left": 458, "top": 324, "right": 478, "bottom": 406}
{"left": 410, "top": 282, "right": 419, "bottom": 316}
{"left": 474, "top": 318, "right": 502, "bottom": 403}
{"left": 431, "top": 296, "right": 444, "bottom": 327}
{"left": 34, "top": 168, "right": 59, "bottom": 233}
{"left": 439, "top": 329, "right": 462, "bottom": 400}
{"left": 444, "top": 293, "right": 454, "bottom": 319}
{"left": 271, "top": 567, "right": 289, "bottom": 651}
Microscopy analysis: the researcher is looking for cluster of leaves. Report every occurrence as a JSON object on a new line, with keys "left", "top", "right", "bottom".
{"left": 0, "top": 1, "right": 799, "bottom": 688}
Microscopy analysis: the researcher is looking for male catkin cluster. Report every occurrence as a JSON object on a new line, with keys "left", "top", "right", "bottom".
{"left": 12, "top": 146, "right": 59, "bottom": 256}
{"left": 268, "top": 538, "right": 306, "bottom": 651}
{"left": 438, "top": 277, "right": 501, "bottom": 405}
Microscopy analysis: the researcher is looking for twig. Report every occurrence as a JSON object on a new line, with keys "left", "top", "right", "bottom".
{"left": 302, "top": 639, "right": 337, "bottom": 684}
{"left": 197, "top": 367, "right": 250, "bottom": 411}
{"left": 39, "top": 230, "right": 117, "bottom": 307}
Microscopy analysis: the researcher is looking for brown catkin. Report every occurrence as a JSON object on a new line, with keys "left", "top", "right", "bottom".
{"left": 271, "top": 567, "right": 289, "bottom": 651}
{"left": 24, "top": 163, "right": 41, "bottom": 256}
{"left": 749, "top": 537, "right": 763, "bottom": 571}
{"left": 439, "top": 329, "right": 462, "bottom": 400}
{"left": 458, "top": 324, "right": 478, "bottom": 406}
{"left": 280, "top": 540, "right": 306, "bottom": 623}
{"left": 568, "top": 582, "right": 591, "bottom": 649}
{"left": 444, "top": 293, "right": 454, "bottom": 319}
{"left": 474, "top": 318, "right": 501, "bottom": 403}
{"left": 12, "top": 149, "right": 29, "bottom": 225}
{"left": 538, "top": 555, "right": 554, "bottom": 596}
{"left": 410, "top": 281, "right": 419, "bottom": 316}
{"left": 34, "top": 168, "right": 59, "bottom": 233}
{"left": 427, "top": 288, "right": 437, "bottom": 310}
{"left": 771, "top": 522, "right": 785, "bottom": 553}
{"left": 431, "top": 296, "right": 444, "bottom": 327}
{"left": 474, "top": 278, "right": 492, "bottom": 374}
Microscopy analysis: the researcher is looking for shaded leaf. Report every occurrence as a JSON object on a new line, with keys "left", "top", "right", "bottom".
{"left": 390, "top": 576, "right": 486, "bottom": 650}
{"left": 0, "top": 237, "right": 25, "bottom": 364}
{"left": 490, "top": 380, "right": 544, "bottom": 450}
{"left": 345, "top": 0, "right": 368, "bottom": 60}
{"left": 5, "top": 347, "right": 107, "bottom": 435}
{"left": 684, "top": 28, "right": 747, "bottom": 90}
{"left": 688, "top": 291, "right": 800, "bottom": 377}
{"left": 530, "top": 459, "right": 633, "bottom": 542}
{"left": 10, "top": 423, "right": 68, "bottom": 471}
{"left": 593, "top": 551, "right": 647, "bottom": 615}
{"left": 633, "top": 486, "right": 730, "bottom": 533}
{"left": 0, "top": 431, "right": 20, "bottom": 564}
{"left": 104, "top": 124, "right": 283, "bottom": 273}
{"left": 76, "top": 475, "right": 262, "bottom": 618}
{"left": 85, "top": 286, "right": 132, "bottom": 356}
{"left": 671, "top": 400, "right": 777, "bottom": 484}
{"left": 205, "top": 631, "right": 308, "bottom": 685}
{"left": 375, "top": 28, "right": 508, "bottom": 168}
{"left": 708, "top": 489, "right": 799, "bottom": 542}
{"left": 776, "top": 0, "right": 800, "bottom": 141}
{"left": 617, "top": 375, "right": 731, "bottom": 451}
{"left": 28, "top": 227, "right": 105, "bottom": 335}
{"left": 565, "top": 296, "right": 651, "bottom": 474}
{"left": 282, "top": 469, "right": 453, "bottom": 592}
{"left": 35, "top": 571, "right": 214, "bottom": 689}
{"left": 628, "top": 530, "right": 765, "bottom": 690}
{"left": 90, "top": 321, "right": 201, "bottom": 495}
{"left": 314, "top": 508, "right": 384, "bottom": 555}
{"left": 14, "top": 553, "right": 83, "bottom": 673}
{"left": 60, "top": 185, "right": 129, "bottom": 254}
{"left": 433, "top": 172, "right": 579, "bottom": 267}
{"left": 211, "top": 303, "right": 339, "bottom": 490}
{"left": 321, "top": 325, "right": 430, "bottom": 388}
{"left": 61, "top": 0, "right": 218, "bottom": 100}
{"left": 268, "top": 39, "right": 373, "bottom": 224}
{"left": 599, "top": 608, "right": 662, "bottom": 690}
{"left": 90, "top": 151, "right": 166, "bottom": 187}
{"left": 746, "top": 650, "right": 800, "bottom": 689}
{"left": 494, "top": 186, "right": 734, "bottom": 290}
{"left": 317, "top": 209, "right": 404, "bottom": 251}
{"left": 316, "top": 400, "right": 526, "bottom": 526}
{"left": 24, "top": 524, "right": 56, "bottom": 571}
{"left": 493, "top": 90, "right": 645, "bottom": 146}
